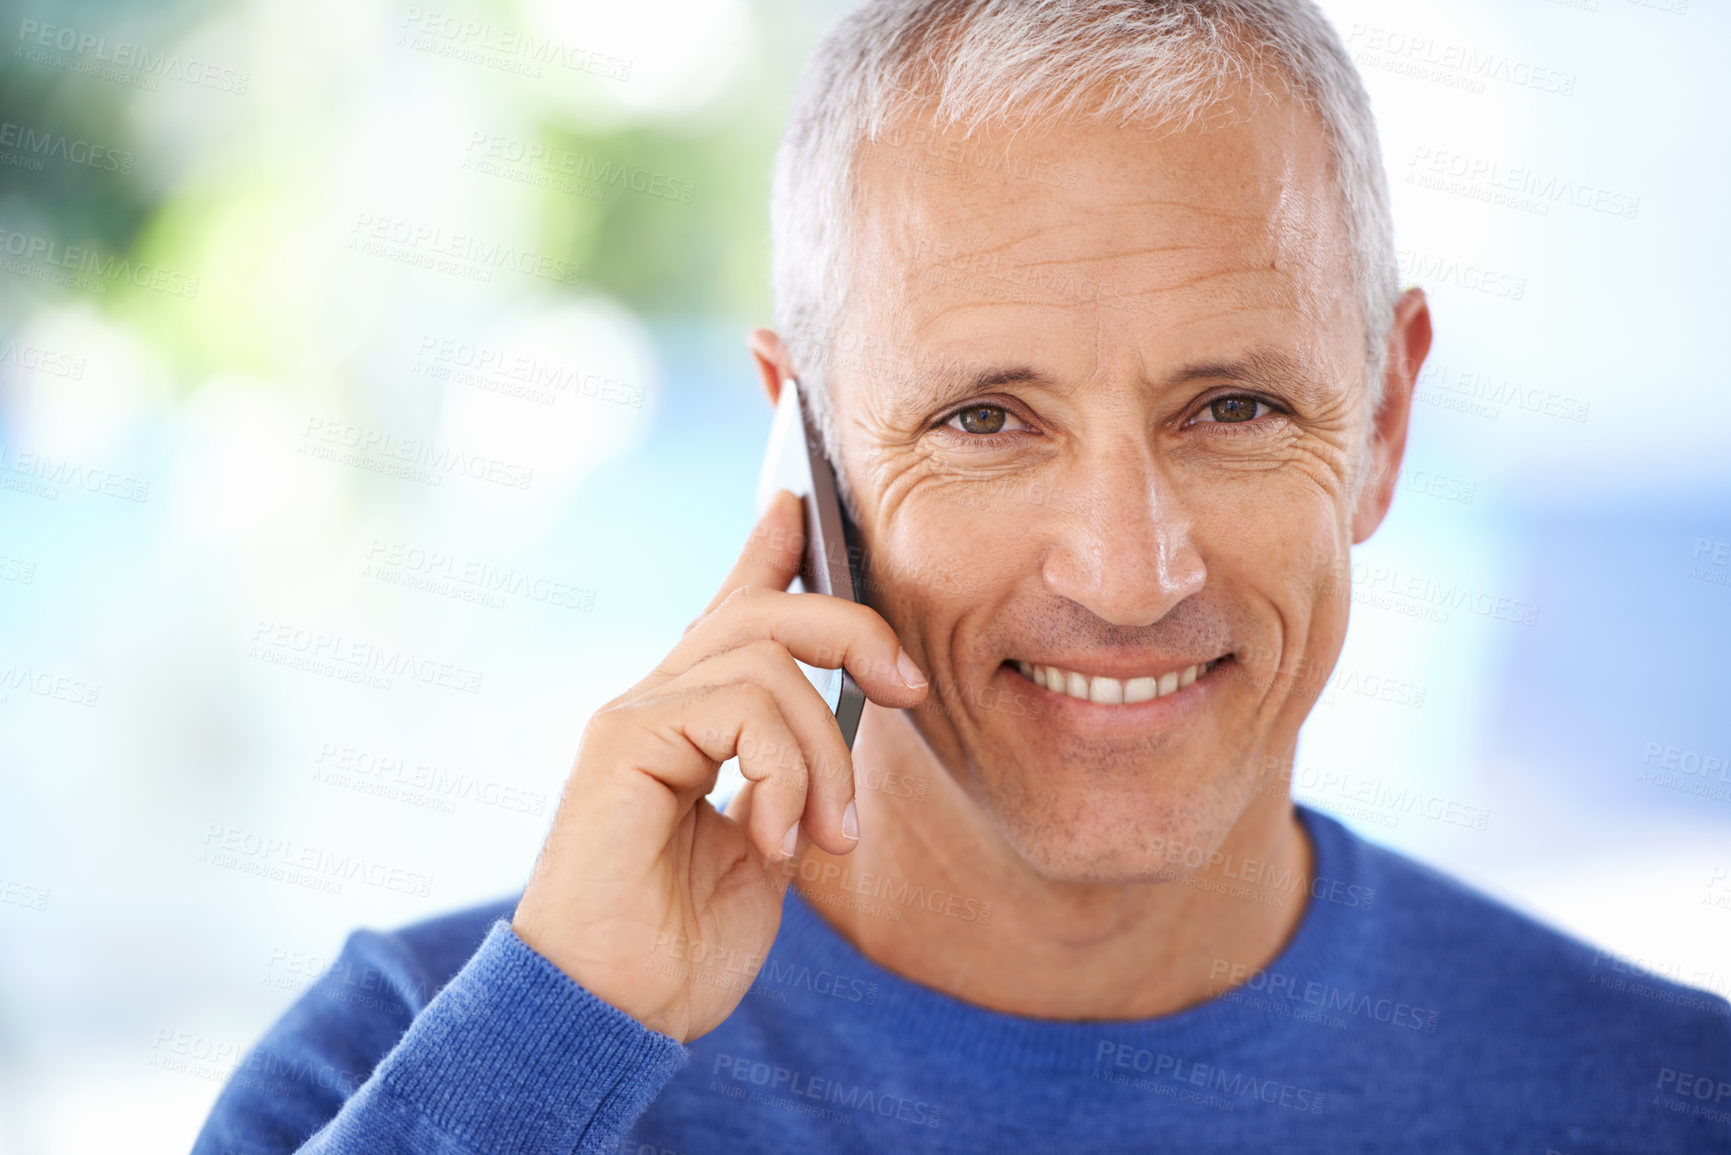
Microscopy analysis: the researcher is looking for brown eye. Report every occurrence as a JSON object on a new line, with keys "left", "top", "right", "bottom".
{"left": 956, "top": 405, "right": 1008, "bottom": 434}
{"left": 1208, "top": 396, "right": 1262, "bottom": 423}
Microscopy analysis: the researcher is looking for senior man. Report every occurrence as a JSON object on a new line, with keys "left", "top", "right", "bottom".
{"left": 196, "top": 1, "right": 1729, "bottom": 1152}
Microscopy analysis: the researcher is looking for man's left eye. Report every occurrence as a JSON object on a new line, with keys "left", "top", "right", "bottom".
{"left": 944, "top": 404, "right": 1027, "bottom": 436}
{"left": 1200, "top": 396, "right": 1269, "bottom": 424}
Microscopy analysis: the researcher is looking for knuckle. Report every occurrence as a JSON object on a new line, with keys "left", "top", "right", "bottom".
{"left": 717, "top": 584, "right": 762, "bottom": 614}
{"left": 744, "top": 637, "right": 790, "bottom": 666}
{"left": 735, "top": 680, "right": 780, "bottom": 714}
{"left": 848, "top": 602, "right": 899, "bottom": 646}
{"left": 809, "top": 740, "right": 853, "bottom": 793}
{"left": 738, "top": 727, "right": 803, "bottom": 788}
{"left": 582, "top": 700, "right": 627, "bottom": 740}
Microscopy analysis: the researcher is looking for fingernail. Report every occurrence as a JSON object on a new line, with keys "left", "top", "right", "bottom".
{"left": 780, "top": 821, "right": 801, "bottom": 858}
{"left": 842, "top": 800, "right": 860, "bottom": 840}
{"left": 896, "top": 649, "right": 927, "bottom": 689}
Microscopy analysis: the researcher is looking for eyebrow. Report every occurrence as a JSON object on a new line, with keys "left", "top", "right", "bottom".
{"left": 874, "top": 363, "right": 1053, "bottom": 423}
{"left": 1163, "top": 348, "right": 1337, "bottom": 409}
{"left": 884, "top": 346, "right": 1336, "bottom": 421}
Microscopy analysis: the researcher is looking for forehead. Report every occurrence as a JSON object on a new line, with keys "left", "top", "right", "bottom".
{"left": 842, "top": 87, "right": 1360, "bottom": 410}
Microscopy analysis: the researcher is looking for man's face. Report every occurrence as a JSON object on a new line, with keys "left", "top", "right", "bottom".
{"left": 823, "top": 88, "right": 1373, "bottom": 883}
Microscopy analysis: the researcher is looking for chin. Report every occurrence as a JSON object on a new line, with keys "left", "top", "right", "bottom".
{"left": 980, "top": 774, "right": 1245, "bottom": 887}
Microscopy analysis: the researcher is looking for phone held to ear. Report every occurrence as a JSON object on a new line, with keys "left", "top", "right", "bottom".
{"left": 755, "top": 376, "right": 869, "bottom": 750}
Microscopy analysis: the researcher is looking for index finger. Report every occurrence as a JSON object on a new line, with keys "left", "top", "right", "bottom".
{"left": 693, "top": 489, "right": 806, "bottom": 623}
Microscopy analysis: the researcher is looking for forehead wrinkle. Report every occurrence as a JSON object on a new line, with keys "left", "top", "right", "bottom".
{"left": 899, "top": 209, "right": 1075, "bottom": 269}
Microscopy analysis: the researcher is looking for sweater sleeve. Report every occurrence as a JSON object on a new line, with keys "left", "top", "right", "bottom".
{"left": 191, "top": 921, "right": 689, "bottom": 1155}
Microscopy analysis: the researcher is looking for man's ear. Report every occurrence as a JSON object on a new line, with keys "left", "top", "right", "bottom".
{"left": 746, "top": 328, "right": 794, "bottom": 407}
{"left": 1353, "top": 288, "right": 1434, "bottom": 544}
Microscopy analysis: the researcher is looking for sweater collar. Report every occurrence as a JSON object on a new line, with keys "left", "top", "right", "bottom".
{"left": 769, "top": 805, "right": 1369, "bottom": 1071}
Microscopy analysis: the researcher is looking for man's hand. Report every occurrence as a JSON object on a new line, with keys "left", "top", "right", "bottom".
{"left": 511, "top": 490, "right": 928, "bottom": 1043}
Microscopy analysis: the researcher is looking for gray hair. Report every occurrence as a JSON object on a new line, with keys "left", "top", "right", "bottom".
{"left": 769, "top": 0, "right": 1399, "bottom": 480}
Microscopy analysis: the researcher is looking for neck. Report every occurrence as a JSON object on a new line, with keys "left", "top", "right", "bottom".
{"left": 790, "top": 706, "right": 1314, "bottom": 1020}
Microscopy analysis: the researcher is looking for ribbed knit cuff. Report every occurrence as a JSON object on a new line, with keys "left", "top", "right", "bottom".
{"left": 377, "top": 921, "right": 688, "bottom": 1154}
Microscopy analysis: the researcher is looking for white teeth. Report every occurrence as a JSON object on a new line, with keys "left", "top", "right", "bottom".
{"left": 1125, "top": 676, "right": 1159, "bottom": 703}
{"left": 1016, "top": 660, "right": 1213, "bottom": 704}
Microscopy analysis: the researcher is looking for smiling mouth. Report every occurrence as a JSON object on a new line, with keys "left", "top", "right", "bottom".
{"left": 1009, "top": 657, "right": 1227, "bottom": 705}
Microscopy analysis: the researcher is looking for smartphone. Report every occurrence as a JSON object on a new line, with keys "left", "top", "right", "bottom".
{"left": 754, "top": 376, "right": 868, "bottom": 749}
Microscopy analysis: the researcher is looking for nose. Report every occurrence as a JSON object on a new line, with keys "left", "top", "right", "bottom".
{"left": 1037, "top": 436, "right": 1207, "bottom": 627}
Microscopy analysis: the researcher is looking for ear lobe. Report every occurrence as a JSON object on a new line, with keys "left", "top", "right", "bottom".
{"left": 746, "top": 328, "right": 790, "bottom": 406}
{"left": 1352, "top": 288, "right": 1433, "bottom": 544}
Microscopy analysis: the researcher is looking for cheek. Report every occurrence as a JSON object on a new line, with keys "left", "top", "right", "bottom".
{"left": 1194, "top": 474, "right": 1349, "bottom": 626}
{"left": 869, "top": 491, "right": 1033, "bottom": 635}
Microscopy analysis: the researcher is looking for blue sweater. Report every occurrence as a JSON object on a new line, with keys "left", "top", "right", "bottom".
{"left": 192, "top": 807, "right": 1730, "bottom": 1153}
